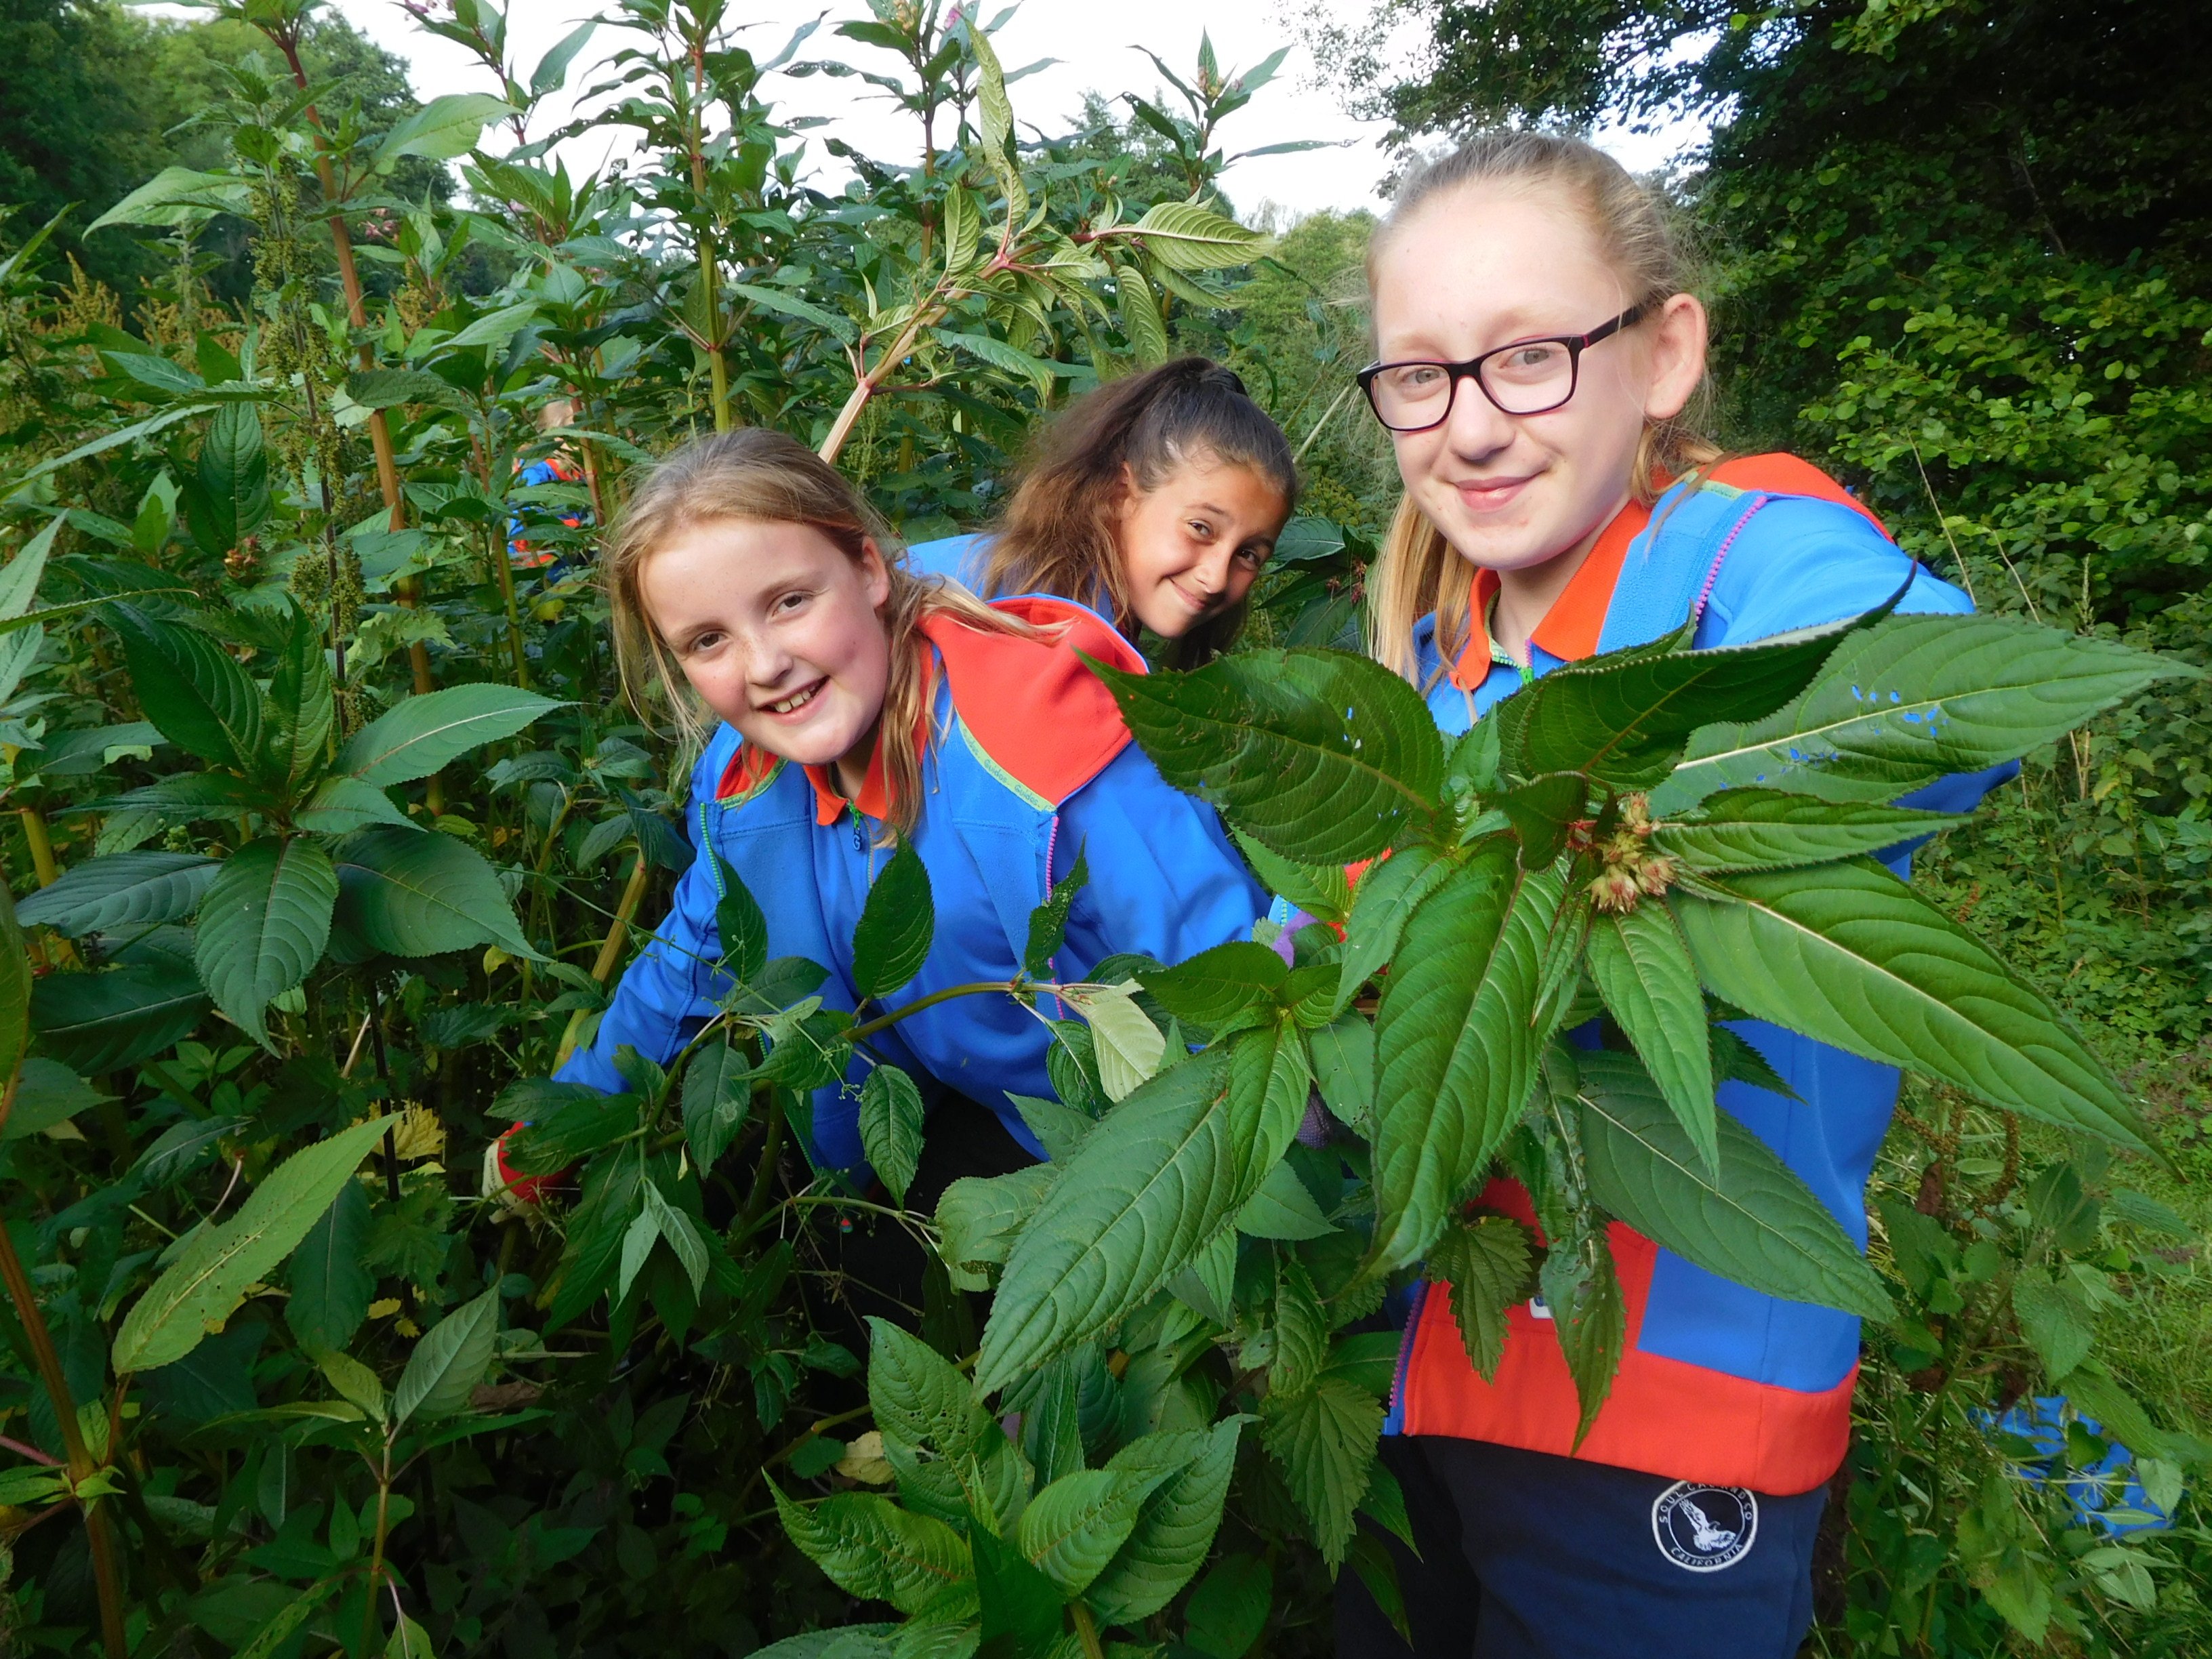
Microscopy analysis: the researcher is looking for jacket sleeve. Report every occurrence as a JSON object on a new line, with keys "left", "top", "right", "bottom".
{"left": 554, "top": 766, "right": 731, "bottom": 1096}
{"left": 1052, "top": 744, "right": 1268, "bottom": 976}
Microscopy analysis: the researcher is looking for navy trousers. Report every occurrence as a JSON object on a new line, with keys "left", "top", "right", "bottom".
{"left": 1337, "top": 1437, "right": 1827, "bottom": 1658}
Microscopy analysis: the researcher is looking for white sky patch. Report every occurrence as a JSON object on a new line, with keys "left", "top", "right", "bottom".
{"left": 188, "top": 2, "right": 1706, "bottom": 222}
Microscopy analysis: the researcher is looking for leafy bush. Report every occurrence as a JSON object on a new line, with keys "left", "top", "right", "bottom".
{"left": 0, "top": 3, "right": 2203, "bottom": 1658}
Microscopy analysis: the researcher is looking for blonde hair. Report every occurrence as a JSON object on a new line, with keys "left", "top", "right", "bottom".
{"left": 605, "top": 428, "right": 1024, "bottom": 836}
{"left": 1363, "top": 131, "right": 1723, "bottom": 682}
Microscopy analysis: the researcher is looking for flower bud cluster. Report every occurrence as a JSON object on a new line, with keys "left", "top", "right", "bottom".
{"left": 1582, "top": 793, "right": 1676, "bottom": 914}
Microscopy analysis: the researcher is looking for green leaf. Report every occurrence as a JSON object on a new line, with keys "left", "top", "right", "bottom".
{"left": 531, "top": 19, "right": 598, "bottom": 96}
{"left": 1671, "top": 861, "right": 2148, "bottom": 1148}
{"left": 31, "top": 953, "right": 211, "bottom": 1074}
{"left": 1585, "top": 902, "right": 1717, "bottom": 1174}
{"left": 296, "top": 776, "right": 414, "bottom": 836}
{"left": 1653, "top": 788, "right": 1968, "bottom": 872}
{"left": 194, "top": 838, "right": 337, "bottom": 1046}
{"left": 861, "top": 1063, "right": 927, "bottom": 1204}
{"left": 1136, "top": 941, "right": 1286, "bottom": 1031}
{"left": 262, "top": 601, "right": 333, "bottom": 790}
{"left": 966, "top": 18, "right": 1027, "bottom": 228}
{"left": 712, "top": 855, "right": 771, "bottom": 982}
{"left": 682, "top": 1041, "right": 753, "bottom": 1173}
{"left": 1371, "top": 844, "right": 1563, "bottom": 1269}
{"left": 1019, "top": 1471, "right": 1172, "bottom": 1599}
{"left": 1084, "top": 1420, "right": 1240, "bottom": 1625}
{"left": 1271, "top": 1258, "right": 1329, "bottom": 1393}
{"left": 186, "top": 402, "right": 268, "bottom": 558}
{"left": 392, "top": 1286, "right": 499, "bottom": 1425}
{"left": 1061, "top": 981, "right": 1166, "bottom": 1101}
{"left": 851, "top": 836, "right": 935, "bottom": 1000}
{"left": 1540, "top": 1232, "right": 1625, "bottom": 1447}
{"left": 771, "top": 1483, "right": 973, "bottom": 1616}
{"left": 1231, "top": 827, "right": 1351, "bottom": 926}
{"left": 1574, "top": 1050, "right": 1893, "bottom": 1319}
{"left": 546, "top": 1152, "right": 643, "bottom": 1330}
{"left": 14, "top": 852, "right": 218, "bottom": 937}
{"left": 1656, "top": 613, "right": 2194, "bottom": 811}
{"left": 108, "top": 604, "right": 262, "bottom": 768}
{"left": 3, "top": 1058, "right": 106, "bottom": 1141}
{"left": 640, "top": 1179, "right": 710, "bottom": 1298}
{"left": 87, "top": 165, "right": 251, "bottom": 230}
{"left": 1121, "top": 200, "right": 1272, "bottom": 271}
{"left": 1234, "top": 1158, "right": 1334, "bottom": 1240}
{"left": 287, "top": 1182, "right": 373, "bottom": 1353}
{"left": 1334, "top": 844, "right": 1450, "bottom": 1017}
{"left": 1088, "top": 647, "right": 1443, "bottom": 863}
{"left": 113, "top": 1114, "right": 396, "bottom": 1372}
{"left": 344, "top": 367, "right": 472, "bottom": 413}
{"left": 976, "top": 1052, "right": 1238, "bottom": 1391}
{"left": 338, "top": 684, "right": 566, "bottom": 786}
{"left": 504, "top": 1088, "right": 639, "bottom": 1176}
{"left": 974, "top": 1525, "right": 1061, "bottom": 1654}
{"left": 866, "top": 1316, "right": 989, "bottom": 1457}
{"left": 3, "top": 403, "right": 217, "bottom": 497}
{"left": 1183, "top": 1555, "right": 1271, "bottom": 1659}
{"left": 1115, "top": 261, "right": 1170, "bottom": 365}
{"left": 333, "top": 828, "right": 536, "bottom": 959}
{"left": 1426, "top": 1214, "right": 1538, "bottom": 1380}
{"left": 0, "top": 515, "right": 58, "bottom": 622}
{"left": 1309, "top": 1012, "right": 1374, "bottom": 1132}
{"left": 726, "top": 281, "right": 859, "bottom": 344}
{"left": 2011, "top": 1270, "right": 2095, "bottom": 1380}
{"left": 936, "top": 1164, "right": 1054, "bottom": 1294}
{"left": 374, "top": 91, "right": 514, "bottom": 168}
{"left": 1165, "top": 1225, "right": 1236, "bottom": 1326}
{"left": 1024, "top": 847, "right": 1088, "bottom": 979}
{"left": 1260, "top": 1376, "right": 1380, "bottom": 1569}
{"left": 1009, "top": 1093, "right": 1097, "bottom": 1162}
{"left": 1511, "top": 609, "right": 1879, "bottom": 787}
{"left": 1494, "top": 772, "right": 1588, "bottom": 865}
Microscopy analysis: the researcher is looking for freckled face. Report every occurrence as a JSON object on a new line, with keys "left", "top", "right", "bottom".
{"left": 1113, "top": 454, "right": 1290, "bottom": 638}
{"left": 642, "top": 517, "right": 893, "bottom": 777}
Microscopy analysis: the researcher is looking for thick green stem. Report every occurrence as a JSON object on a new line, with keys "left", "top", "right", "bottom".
{"left": 846, "top": 981, "right": 1019, "bottom": 1042}
{"left": 1072, "top": 1602, "right": 1106, "bottom": 1659}
{"left": 361, "top": 1442, "right": 395, "bottom": 1654}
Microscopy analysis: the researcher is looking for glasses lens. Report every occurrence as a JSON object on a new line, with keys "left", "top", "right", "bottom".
{"left": 1482, "top": 342, "right": 1575, "bottom": 414}
{"left": 1372, "top": 362, "right": 1454, "bottom": 429}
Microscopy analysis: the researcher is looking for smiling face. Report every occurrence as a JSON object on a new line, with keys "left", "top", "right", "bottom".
{"left": 1112, "top": 451, "right": 1290, "bottom": 638}
{"left": 1370, "top": 180, "right": 1708, "bottom": 583}
{"left": 641, "top": 516, "right": 893, "bottom": 788}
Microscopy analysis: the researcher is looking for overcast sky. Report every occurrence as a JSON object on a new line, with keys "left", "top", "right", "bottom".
{"left": 331, "top": 0, "right": 1701, "bottom": 220}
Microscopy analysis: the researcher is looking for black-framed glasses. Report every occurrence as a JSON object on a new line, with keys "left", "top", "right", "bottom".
{"left": 1357, "top": 302, "right": 1651, "bottom": 432}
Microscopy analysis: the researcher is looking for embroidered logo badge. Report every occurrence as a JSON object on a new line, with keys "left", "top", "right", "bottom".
{"left": 1652, "top": 1482, "right": 1758, "bottom": 1572}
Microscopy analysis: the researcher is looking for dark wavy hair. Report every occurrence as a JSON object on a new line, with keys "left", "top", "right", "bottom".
{"left": 979, "top": 356, "right": 1297, "bottom": 665}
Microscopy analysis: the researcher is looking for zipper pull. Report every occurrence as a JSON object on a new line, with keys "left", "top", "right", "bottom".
{"left": 851, "top": 808, "right": 865, "bottom": 855}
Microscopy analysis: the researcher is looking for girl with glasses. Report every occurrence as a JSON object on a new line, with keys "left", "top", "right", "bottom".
{"left": 1324, "top": 130, "right": 2014, "bottom": 1658}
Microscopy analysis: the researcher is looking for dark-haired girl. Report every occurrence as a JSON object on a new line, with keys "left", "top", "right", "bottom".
{"left": 909, "top": 356, "right": 1296, "bottom": 662}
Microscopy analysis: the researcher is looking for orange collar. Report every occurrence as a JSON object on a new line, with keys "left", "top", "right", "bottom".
{"left": 803, "top": 741, "right": 893, "bottom": 825}
{"left": 1449, "top": 495, "right": 1653, "bottom": 689}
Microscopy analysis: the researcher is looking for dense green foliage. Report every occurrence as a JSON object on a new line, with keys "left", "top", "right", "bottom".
{"left": 0, "top": 1, "right": 2202, "bottom": 1656}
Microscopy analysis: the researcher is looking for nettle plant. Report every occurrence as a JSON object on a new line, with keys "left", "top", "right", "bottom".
{"left": 741, "top": 600, "right": 2191, "bottom": 1654}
